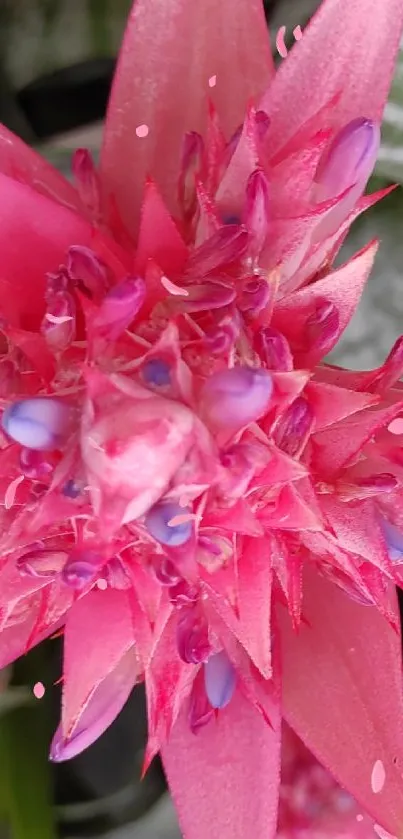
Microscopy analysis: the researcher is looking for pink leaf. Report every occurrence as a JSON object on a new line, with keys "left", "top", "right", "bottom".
{"left": 277, "top": 565, "right": 403, "bottom": 837}
{"left": 163, "top": 689, "right": 281, "bottom": 839}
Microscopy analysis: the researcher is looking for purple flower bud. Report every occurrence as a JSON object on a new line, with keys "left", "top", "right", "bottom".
{"left": 243, "top": 169, "right": 270, "bottom": 260}
{"left": 254, "top": 327, "right": 293, "bottom": 371}
{"left": 187, "top": 225, "right": 248, "bottom": 276}
{"left": 141, "top": 358, "right": 172, "bottom": 388}
{"left": 2, "top": 398, "right": 72, "bottom": 451}
{"left": 93, "top": 277, "right": 146, "bottom": 341}
{"left": 238, "top": 277, "right": 271, "bottom": 316}
{"left": 305, "top": 299, "right": 340, "bottom": 354}
{"left": 380, "top": 517, "right": 403, "bottom": 562}
{"left": 274, "top": 397, "right": 314, "bottom": 457}
{"left": 200, "top": 366, "right": 273, "bottom": 430}
{"left": 151, "top": 555, "right": 183, "bottom": 586}
{"left": 145, "top": 502, "right": 193, "bottom": 547}
{"left": 62, "top": 548, "right": 105, "bottom": 589}
{"left": 177, "top": 607, "right": 211, "bottom": 664}
{"left": 175, "top": 281, "right": 236, "bottom": 314}
{"left": 204, "top": 650, "right": 236, "bottom": 709}
{"left": 67, "top": 246, "right": 109, "bottom": 300}
{"left": 62, "top": 479, "right": 82, "bottom": 499}
{"left": 188, "top": 671, "right": 215, "bottom": 734}
{"left": 314, "top": 118, "right": 380, "bottom": 203}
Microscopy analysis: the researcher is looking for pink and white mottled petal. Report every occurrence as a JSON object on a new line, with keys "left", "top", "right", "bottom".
{"left": 0, "top": 123, "right": 83, "bottom": 212}
{"left": 163, "top": 689, "right": 281, "bottom": 839}
{"left": 262, "top": 0, "right": 403, "bottom": 156}
{"left": 277, "top": 566, "right": 403, "bottom": 837}
{"left": 100, "top": 0, "right": 273, "bottom": 235}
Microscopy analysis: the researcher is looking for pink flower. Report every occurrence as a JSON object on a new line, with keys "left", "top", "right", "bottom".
{"left": 0, "top": 1, "right": 403, "bottom": 838}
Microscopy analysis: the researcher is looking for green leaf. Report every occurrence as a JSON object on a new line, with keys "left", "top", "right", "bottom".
{"left": 0, "top": 651, "right": 56, "bottom": 839}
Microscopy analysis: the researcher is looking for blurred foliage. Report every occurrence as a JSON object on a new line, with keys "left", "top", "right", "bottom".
{"left": 0, "top": 649, "right": 56, "bottom": 839}
{"left": 377, "top": 41, "right": 403, "bottom": 184}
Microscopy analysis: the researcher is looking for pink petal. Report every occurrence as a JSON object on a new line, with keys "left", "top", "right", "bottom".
{"left": 61, "top": 588, "right": 136, "bottom": 739}
{"left": 51, "top": 645, "right": 138, "bottom": 761}
{"left": 134, "top": 180, "right": 188, "bottom": 274}
{"left": 272, "top": 241, "right": 378, "bottom": 366}
{"left": 100, "top": 0, "right": 274, "bottom": 235}
{"left": 312, "top": 401, "right": 403, "bottom": 475}
{"left": 236, "top": 536, "right": 273, "bottom": 677}
{"left": 277, "top": 565, "right": 403, "bottom": 836}
{"left": 305, "top": 381, "right": 379, "bottom": 430}
{"left": 145, "top": 608, "right": 195, "bottom": 769}
{"left": 0, "top": 123, "right": 82, "bottom": 212}
{"left": 162, "top": 689, "right": 281, "bottom": 839}
{"left": 285, "top": 185, "right": 396, "bottom": 295}
{"left": 0, "top": 174, "right": 92, "bottom": 328}
{"left": 262, "top": 0, "right": 403, "bottom": 157}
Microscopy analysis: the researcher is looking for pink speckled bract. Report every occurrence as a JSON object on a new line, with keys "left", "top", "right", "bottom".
{"left": 1, "top": 1, "right": 403, "bottom": 838}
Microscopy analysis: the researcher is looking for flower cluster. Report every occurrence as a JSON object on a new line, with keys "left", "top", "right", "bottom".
{"left": 0, "top": 1, "right": 403, "bottom": 837}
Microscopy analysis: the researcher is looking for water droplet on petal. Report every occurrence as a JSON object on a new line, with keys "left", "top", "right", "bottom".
{"left": 136, "top": 124, "right": 149, "bottom": 138}
{"left": 371, "top": 759, "right": 386, "bottom": 794}
{"left": 204, "top": 650, "right": 236, "bottom": 709}
{"left": 33, "top": 681, "right": 45, "bottom": 699}
{"left": 2, "top": 398, "right": 72, "bottom": 451}
{"left": 145, "top": 502, "right": 193, "bottom": 547}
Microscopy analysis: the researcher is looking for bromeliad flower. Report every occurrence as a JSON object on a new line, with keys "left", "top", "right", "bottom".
{"left": 1, "top": 1, "right": 403, "bottom": 837}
